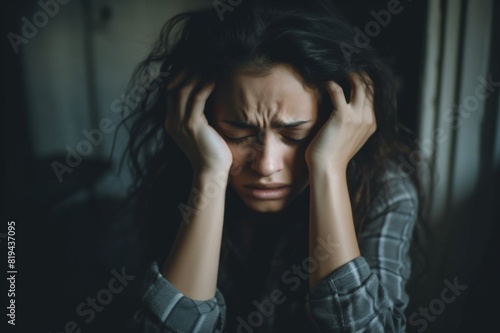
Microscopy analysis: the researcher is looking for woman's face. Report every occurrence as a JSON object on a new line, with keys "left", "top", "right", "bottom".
{"left": 211, "top": 64, "right": 325, "bottom": 213}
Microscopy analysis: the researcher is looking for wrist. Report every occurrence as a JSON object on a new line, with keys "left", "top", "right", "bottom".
{"left": 193, "top": 169, "right": 229, "bottom": 190}
{"left": 194, "top": 159, "right": 232, "bottom": 176}
{"left": 308, "top": 164, "right": 348, "bottom": 195}
{"left": 308, "top": 161, "right": 347, "bottom": 179}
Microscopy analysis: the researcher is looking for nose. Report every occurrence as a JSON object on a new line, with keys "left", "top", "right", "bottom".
{"left": 249, "top": 134, "right": 284, "bottom": 177}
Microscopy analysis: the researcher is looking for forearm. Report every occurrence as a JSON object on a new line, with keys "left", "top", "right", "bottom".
{"left": 161, "top": 171, "right": 228, "bottom": 301}
{"left": 308, "top": 166, "right": 360, "bottom": 290}
{"left": 306, "top": 166, "right": 419, "bottom": 332}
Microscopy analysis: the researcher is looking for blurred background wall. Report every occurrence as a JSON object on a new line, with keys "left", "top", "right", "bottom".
{"left": 3, "top": 0, "right": 499, "bottom": 332}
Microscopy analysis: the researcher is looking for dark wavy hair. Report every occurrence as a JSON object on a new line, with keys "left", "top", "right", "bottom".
{"left": 118, "top": 0, "right": 430, "bottom": 287}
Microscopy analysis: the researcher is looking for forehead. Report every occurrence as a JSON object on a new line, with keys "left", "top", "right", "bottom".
{"left": 213, "top": 65, "right": 320, "bottom": 124}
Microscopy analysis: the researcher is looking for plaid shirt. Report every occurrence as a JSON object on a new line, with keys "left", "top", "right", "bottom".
{"left": 129, "top": 163, "right": 418, "bottom": 332}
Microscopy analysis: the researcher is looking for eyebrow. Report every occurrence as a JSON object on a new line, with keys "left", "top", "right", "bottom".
{"left": 221, "top": 119, "right": 311, "bottom": 129}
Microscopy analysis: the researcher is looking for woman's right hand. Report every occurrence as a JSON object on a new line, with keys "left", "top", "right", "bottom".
{"left": 165, "top": 72, "right": 233, "bottom": 175}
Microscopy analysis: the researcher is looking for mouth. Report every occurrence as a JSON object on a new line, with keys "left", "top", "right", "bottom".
{"left": 244, "top": 183, "right": 292, "bottom": 200}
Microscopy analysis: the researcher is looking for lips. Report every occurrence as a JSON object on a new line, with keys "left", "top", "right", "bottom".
{"left": 244, "top": 183, "right": 292, "bottom": 200}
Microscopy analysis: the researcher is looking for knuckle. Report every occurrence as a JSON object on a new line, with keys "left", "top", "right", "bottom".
{"left": 331, "top": 84, "right": 342, "bottom": 92}
{"left": 191, "top": 92, "right": 207, "bottom": 104}
{"left": 350, "top": 113, "right": 361, "bottom": 124}
{"left": 343, "top": 114, "right": 354, "bottom": 125}
{"left": 183, "top": 119, "right": 197, "bottom": 132}
{"left": 179, "top": 86, "right": 192, "bottom": 97}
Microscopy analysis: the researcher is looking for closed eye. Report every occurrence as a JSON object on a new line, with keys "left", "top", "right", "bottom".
{"left": 224, "top": 135, "right": 256, "bottom": 145}
{"left": 225, "top": 134, "right": 310, "bottom": 145}
{"left": 281, "top": 129, "right": 311, "bottom": 144}
{"left": 284, "top": 136, "right": 309, "bottom": 143}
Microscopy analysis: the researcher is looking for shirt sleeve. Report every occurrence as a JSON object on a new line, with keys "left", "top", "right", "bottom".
{"left": 129, "top": 260, "right": 227, "bottom": 333}
{"left": 305, "top": 166, "right": 418, "bottom": 332}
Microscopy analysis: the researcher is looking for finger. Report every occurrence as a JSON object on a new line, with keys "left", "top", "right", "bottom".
{"left": 165, "top": 78, "right": 196, "bottom": 132}
{"left": 165, "top": 70, "right": 187, "bottom": 131}
{"left": 185, "top": 81, "right": 216, "bottom": 124}
{"left": 166, "top": 69, "right": 187, "bottom": 92}
{"left": 347, "top": 72, "right": 373, "bottom": 107}
{"left": 359, "top": 73, "right": 375, "bottom": 125}
{"left": 326, "top": 81, "right": 348, "bottom": 111}
{"left": 166, "top": 74, "right": 198, "bottom": 131}
{"left": 177, "top": 78, "right": 202, "bottom": 123}
{"left": 360, "top": 72, "right": 374, "bottom": 107}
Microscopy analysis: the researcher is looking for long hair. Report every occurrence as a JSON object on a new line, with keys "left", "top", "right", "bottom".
{"left": 119, "top": 0, "right": 430, "bottom": 284}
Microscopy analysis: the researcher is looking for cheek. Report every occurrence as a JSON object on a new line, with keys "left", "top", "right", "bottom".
{"left": 228, "top": 144, "right": 252, "bottom": 163}
{"left": 283, "top": 146, "right": 299, "bottom": 166}
{"left": 227, "top": 143, "right": 252, "bottom": 177}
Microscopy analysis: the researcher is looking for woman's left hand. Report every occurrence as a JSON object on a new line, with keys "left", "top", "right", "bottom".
{"left": 305, "top": 72, "right": 376, "bottom": 172}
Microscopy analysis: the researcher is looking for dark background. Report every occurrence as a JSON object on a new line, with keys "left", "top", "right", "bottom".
{"left": 3, "top": 0, "right": 498, "bottom": 332}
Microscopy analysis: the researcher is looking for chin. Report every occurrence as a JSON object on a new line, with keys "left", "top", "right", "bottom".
{"left": 242, "top": 199, "right": 288, "bottom": 213}
{"left": 237, "top": 191, "right": 301, "bottom": 213}
{"left": 232, "top": 185, "right": 307, "bottom": 214}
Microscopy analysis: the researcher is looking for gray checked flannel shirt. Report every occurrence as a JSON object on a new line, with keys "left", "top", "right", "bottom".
{"left": 129, "top": 163, "right": 418, "bottom": 332}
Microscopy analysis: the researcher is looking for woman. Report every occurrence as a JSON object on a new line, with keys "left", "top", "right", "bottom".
{"left": 124, "top": 0, "right": 426, "bottom": 332}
